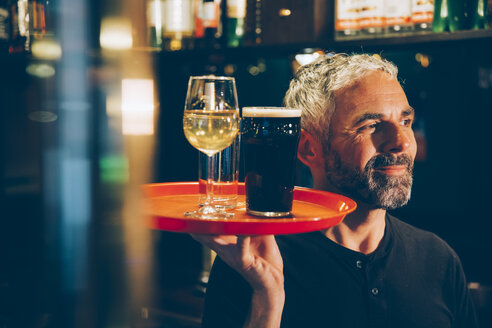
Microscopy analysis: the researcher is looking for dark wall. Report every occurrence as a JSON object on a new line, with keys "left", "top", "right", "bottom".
{"left": 386, "top": 42, "right": 492, "bottom": 285}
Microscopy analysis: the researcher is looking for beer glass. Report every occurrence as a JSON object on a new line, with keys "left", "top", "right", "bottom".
{"left": 182, "top": 76, "right": 240, "bottom": 219}
{"left": 242, "top": 107, "right": 302, "bottom": 217}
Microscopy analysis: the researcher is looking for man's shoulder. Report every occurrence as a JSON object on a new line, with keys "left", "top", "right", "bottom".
{"left": 274, "top": 232, "right": 332, "bottom": 263}
{"left": 275, "top": 231, "right": 323, "bottom": 251}
{"left": 388, "top": 214, "right": 459, "bottom": 260}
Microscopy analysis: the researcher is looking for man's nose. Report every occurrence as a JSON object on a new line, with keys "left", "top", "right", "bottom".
{"left": 381, "top": 124, "right": 413, "bottom": 154}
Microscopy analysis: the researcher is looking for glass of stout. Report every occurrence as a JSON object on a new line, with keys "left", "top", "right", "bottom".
{"left": 242, "top": 107, "right": 302, "bottom": 217}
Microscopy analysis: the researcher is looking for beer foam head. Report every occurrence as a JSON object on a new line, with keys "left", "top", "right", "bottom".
{"left": 242, "top": 107, "right": 302, "bottom": 118}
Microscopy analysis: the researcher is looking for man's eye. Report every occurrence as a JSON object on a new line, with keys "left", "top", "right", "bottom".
{"left": 401, "top": 119, "right": 413, "bottom": 127}
{"left": 358, "top": 123, "right": 378, "bottom": 133}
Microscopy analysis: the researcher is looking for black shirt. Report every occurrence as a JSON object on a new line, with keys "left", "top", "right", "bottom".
{"left": 202, "top": 214, "right": 478, "bottom": 328}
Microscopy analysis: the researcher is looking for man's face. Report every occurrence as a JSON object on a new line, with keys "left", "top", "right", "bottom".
{"left": 324, "top": 71, "right": 417, "bottom": 210}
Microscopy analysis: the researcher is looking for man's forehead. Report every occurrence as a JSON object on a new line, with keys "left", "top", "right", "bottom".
{"left": 333, "top": 72, "right": 409, "bottom": 119}
{"left": 334, "top": 71, "right": 401, "bottom": 98}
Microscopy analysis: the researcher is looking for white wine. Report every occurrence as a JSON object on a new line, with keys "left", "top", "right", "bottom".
{"left": 183, "top": 110, "right": 239, "bottom": 156}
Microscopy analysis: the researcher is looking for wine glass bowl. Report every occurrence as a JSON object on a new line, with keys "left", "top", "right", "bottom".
{"left": 182, "top": 76, "right": 240, "bottom": 219}
{"left": 183, "top": 110, "right": 239, "bottom": 157}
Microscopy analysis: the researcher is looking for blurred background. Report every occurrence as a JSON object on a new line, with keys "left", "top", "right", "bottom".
{"left": 1, "top": 0, "right": 492, "bottom": 327}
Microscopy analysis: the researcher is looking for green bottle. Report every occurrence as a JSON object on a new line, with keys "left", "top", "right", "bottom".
{"left": 432, "top": 0, "right": 449, "bottom": 32}
{"left": 476, "top": 0, "right": 488, "bottom": 29}
{"left": 447, "top": 0, "right": 479, "bottom": 31}
{"left": 225, "top": 0, "right": 246, "bottom": 47}
{"left": 147, "top": 0, "right": 164, "bottom": 48}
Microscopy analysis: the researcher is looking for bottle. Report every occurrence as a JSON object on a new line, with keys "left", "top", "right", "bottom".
{"left": 245, "top": 0, "right": 261, "bottom": 45}
{"left": 194, "top": 0, "right": 204, "bottom": 40}
{"left": 225, "top": 0, "right": 246, "bottom": 47}
{"left": 476, "top": 0, "right": 488, "bottom": 29}
{"left": 335, "top": 0, "right": 360, "bottom": 38}
{"left": 29, "top": 0, "right": 46, "bottom": 39}
{"left": 162, "top": 0, "right": 194, "bottom": 51}
{"left": 242, "top": 0, "right": 258, "bottom": 45}
{"left": 202, "top": 0, "right": 222, "bottom": 48}
{"left": 0, "top": 0, "right": 9, "bottom": 49}
{"left": 487, "top": 0, "right": 492, "bottom": 29}
{"left": 359, "top": 0, "right": 385, "bottom": 35}
{"left": 146, "top": 0, "right": 164, "bottom": 48}
{"left": 9, "top": 0, "right": 30, "bottom": 53}
{"left": 254, "top": 0, "right": 261, "bottom": 44}
{"left": 432, "top": 0, "right": 448, "bottom": 32}
{"left": 384, "top": 0, "right": 412, "bottom": 34}
{"left": 412, "top": 0, "right": 434, "bottom": 31}
{"left": 445, "top": 0, "right": 481, "bottom": 31}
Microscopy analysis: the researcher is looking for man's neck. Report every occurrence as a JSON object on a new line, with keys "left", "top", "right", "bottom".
{"left": 322, "top": 203, "right": 386, "bottom": 255}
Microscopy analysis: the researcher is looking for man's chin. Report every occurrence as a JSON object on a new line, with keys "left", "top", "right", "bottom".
{"left": 323, "top": 151, "right": 413, "bottom": 210}
{"left": 370, "top": 186, "right": 412, "bottom": 210}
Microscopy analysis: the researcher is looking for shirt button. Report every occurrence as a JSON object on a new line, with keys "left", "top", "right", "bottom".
{"left": 356, "top": 260, "right": 363, "bottom": 269}
{"left": 371, "top": 288, "right": 379, "bottom": 296}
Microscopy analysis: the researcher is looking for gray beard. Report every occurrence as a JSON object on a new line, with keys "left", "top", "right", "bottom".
{"left": 324, "top": 147, "right": 413, "bottom": 210}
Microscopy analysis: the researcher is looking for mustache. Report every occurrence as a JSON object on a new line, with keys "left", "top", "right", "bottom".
{"left": 366, "top": 153, "right": 413, "bottom": 171}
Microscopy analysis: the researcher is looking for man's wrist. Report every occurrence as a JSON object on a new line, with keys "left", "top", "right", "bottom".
{"left": 245, "top": 289, "right": 285, "bottom": 328}
{"left": 252, "top": 287, "right": 285, "bottom": 306}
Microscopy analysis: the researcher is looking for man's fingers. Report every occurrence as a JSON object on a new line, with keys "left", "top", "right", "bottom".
{"left": 190, "top": 234, "right": 235, "bottom": 249}
{"left": 191, "top": 233, "right": 284, "bottom": 293}
{"left": 236, "top": 235, "right": 251, "bottom": 250}
{"left": 237, "top": 235, "right": 254, "bottom": 269}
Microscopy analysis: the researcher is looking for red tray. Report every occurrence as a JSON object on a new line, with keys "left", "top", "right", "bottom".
{"left": 142, "top": 182, "right": 357, "bottom": 235}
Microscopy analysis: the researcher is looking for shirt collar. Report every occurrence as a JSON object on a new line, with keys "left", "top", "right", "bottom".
{"left": 315, "top": 213, "right": 394, "bottom": 262}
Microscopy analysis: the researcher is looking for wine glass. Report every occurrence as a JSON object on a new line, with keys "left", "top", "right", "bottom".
{"left": 182, "top": 76, "right": 240, "bottom": 219}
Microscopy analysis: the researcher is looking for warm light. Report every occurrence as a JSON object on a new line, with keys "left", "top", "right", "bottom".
{"left": 420, "top": 55, "right": 430, "bottom": 68}
{"left": 26, "top": 63, "right": 56, "bottom": 78}
{"left": 247, "top": 65, "right": 260, "bottom": 76}
{"left": 121, "top": 79, "right": 154, "bottom": 135}
{"left": 28, "top": 111, "right": 58, "bottom": 123}
{"left": 100, "top": 17, "right": 133, "bottom": 50}
{"left": 415, "top": 53, "right": 430, "bottom": 68}
{"left": 295, "top": 52, "right": 324, "bottom": 66}
{"left": 105, "top": 94, "right": 122, "bottom": 130}
{"left": 31, "top": 39, "right": 62, "bottom": 60}
{"left": 295, "top": 50, "right": 325, "bottom": 66}
{"left": 278, "top": 8, "right": 292, "bottom": 17}
{"left": 295, "top": 53, "right": 319, "bottom": 66}
{"left": 106, "top": 94, "right": 121, "bottom": 118}
{"left": 224, "top": 64, "right": 236, "bottom": 75}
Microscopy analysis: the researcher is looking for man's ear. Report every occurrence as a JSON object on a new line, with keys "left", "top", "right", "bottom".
{"left": 298, "top": 129, "right": 324, "bottom": 168}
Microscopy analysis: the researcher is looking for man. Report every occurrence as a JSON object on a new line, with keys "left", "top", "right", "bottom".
{"left": 192, "top": 53, "right": 478, "bottom": 327}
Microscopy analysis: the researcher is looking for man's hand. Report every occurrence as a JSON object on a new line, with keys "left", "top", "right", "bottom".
{"left": 190, "top": 234, "right": 285, "bottom": 327}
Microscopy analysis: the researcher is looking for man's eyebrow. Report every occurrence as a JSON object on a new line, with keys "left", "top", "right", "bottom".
{"left": 353, "top": 113, "right": 383, "bottom": 126}
{"left": 353, "top": 107, "right": 415, "bottom": 126}
{"left": 402, "top": 107, "right": 415, "bottom": 117}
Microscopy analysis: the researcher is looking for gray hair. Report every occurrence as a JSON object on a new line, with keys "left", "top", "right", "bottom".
{"left": 283, "top": 53, "right": 398, "bottom": 141}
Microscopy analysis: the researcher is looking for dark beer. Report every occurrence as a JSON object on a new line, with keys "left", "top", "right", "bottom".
{"left": 242, "top": 107, "right": 301, "bottom": 217}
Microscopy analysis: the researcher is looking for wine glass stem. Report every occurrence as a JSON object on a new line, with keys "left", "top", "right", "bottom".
{"left": 205, "top": 154, "right": 214, "bottom": 207}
